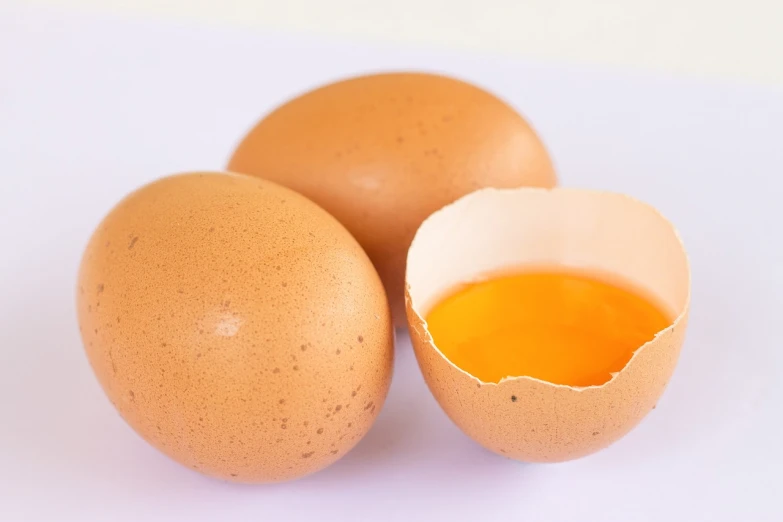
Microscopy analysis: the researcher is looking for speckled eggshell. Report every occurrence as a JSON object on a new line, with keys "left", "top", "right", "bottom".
{"left": 227, "top": 72, "right": 557, "bottom": 326}
{"left": 405, "top": 187, "right": 690, "bottom": 462}
{"left": 77, "top": 172, "right": 394, "bottom": 483}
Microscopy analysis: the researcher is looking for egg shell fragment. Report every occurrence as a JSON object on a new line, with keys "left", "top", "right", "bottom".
{"left": 77, "top": 172, "right": 394, "bottom": 483}
{"left": 227, "top": 71, "right": 557, "bottom": 326}
{"left": 405, "top": 187, "right": 690, "bottom": 462}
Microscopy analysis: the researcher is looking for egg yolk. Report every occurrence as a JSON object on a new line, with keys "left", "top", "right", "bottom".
{"left": 425, "top": 270, "right": 672, "bottom": 386}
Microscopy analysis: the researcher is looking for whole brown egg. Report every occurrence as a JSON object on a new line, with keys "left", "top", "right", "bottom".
{"left": 227, "top": 72, "right": 557, "bottom": 325}
{"left": 77, "top": 172, "right": 394, "bottom": 483}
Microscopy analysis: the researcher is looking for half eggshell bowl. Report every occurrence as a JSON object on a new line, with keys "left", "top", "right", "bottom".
{"left": 405, "top": 187, "right": 690, "bottom": 462}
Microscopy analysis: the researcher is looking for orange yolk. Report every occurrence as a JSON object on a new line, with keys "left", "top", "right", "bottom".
{"left": 425, "top": 270, "right": 672, "bottom": 386}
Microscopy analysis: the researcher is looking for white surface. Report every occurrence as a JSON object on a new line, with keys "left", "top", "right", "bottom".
{"left": 29, "top": 0, "right": 783, "bottom": 87}
{"left": 1, "top": 4, "right": 782, "bottom": 521}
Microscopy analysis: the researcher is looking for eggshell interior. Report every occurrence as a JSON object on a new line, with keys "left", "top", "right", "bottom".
{"left": 406, "top": 187, "right": 690, "bottom": 462}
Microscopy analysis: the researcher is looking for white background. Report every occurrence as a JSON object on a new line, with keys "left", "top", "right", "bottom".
{"left": 1, "top": 3, "right": 782, "bottom": 521}
{"left": 25, "top": 0, "right": 783, "bottom": 87}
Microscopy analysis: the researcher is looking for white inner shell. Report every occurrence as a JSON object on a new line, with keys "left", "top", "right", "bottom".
{"left": 407, "top": 188, "right": 690, "bottom": 321}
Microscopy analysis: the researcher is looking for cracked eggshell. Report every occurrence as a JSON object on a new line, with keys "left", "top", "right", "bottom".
{"left": 227, "top": 71, "right": 557, "bottom": 327}
{"left": 77, "top": 172, "right": 394, "bottom": 483}
{"left": 405, "top": 187, "right": 690, "bottom": 462}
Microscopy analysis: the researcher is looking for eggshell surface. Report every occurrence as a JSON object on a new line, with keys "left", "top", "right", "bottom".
{"left": 227, "top": 72, "right": 557, "bottom": 325}
{"left": 406, "top": 187, "right": 690, "bottom": 462}
{"left": 77, "top": 172, "right": 394, "bottom": 483}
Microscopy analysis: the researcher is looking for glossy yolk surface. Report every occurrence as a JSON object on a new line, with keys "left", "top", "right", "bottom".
{"left": 425, "top": 270, "right": 672, "bottom": 386}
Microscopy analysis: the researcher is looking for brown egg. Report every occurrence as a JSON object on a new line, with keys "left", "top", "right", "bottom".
{"left": 406, "top": 187, "right": 690, "bottom": 462}
{"left": 227, "top": 72, "right": 557, "bottom": 326}
{"left": 77, "top": 172, "right": 394, "bottom": 483}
